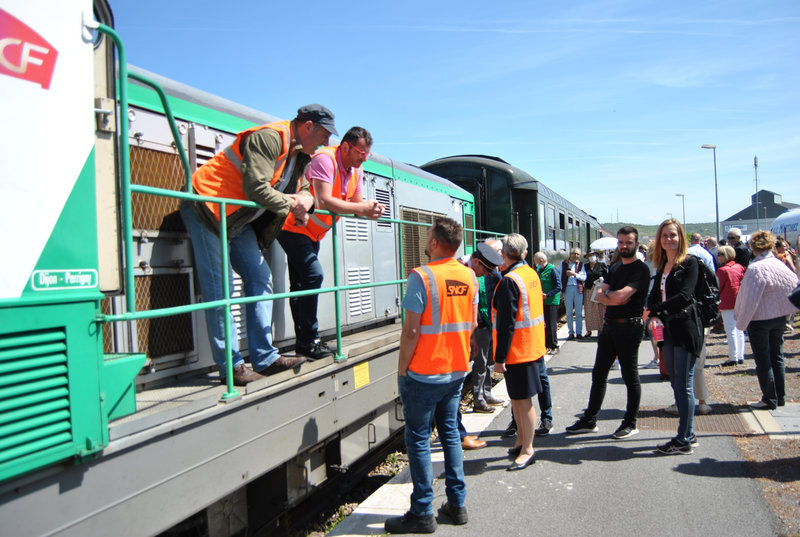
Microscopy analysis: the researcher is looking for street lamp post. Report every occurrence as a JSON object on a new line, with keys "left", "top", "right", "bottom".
{"left": 676, "top": 193, "right": 686, "bottom": 224}
{"left": 701, "top": 144, "right": 719, "bottom": 240}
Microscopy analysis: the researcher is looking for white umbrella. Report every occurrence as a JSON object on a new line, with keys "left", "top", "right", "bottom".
{"left": 590, "top": 236, "right": 618, "bottom": 250}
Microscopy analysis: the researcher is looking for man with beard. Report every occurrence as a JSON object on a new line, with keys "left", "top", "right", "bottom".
{"left": 566, "top": 226, "right": 652, "bottom": 440}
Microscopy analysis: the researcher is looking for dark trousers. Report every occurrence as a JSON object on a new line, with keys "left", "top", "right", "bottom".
{"left": 748, "top": 316, "right": 786, "bottom": 408}
{"left": 584, "top": 321, "right": 644, "bottom": 427}
{"left": 544, "top": 304, "right": 559, "bottom": 349}
{"left": 277, "top": 230, "right": 323, "bottom": 345}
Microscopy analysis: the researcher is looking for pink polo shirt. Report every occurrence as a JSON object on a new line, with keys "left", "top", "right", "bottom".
{"left": 305, "top": 147, "right": 363, "bottom": 199}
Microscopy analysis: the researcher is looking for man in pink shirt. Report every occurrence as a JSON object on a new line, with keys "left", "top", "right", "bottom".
{"left": 278, "top": 127, "right": 385, "bottom": 359}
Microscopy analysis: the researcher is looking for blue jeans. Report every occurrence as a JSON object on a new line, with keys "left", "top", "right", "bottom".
{"left": 662, "top": 325, "right": 696, "bottom": 443}
{"left": 180, "top": 202, "right": 280, "bottom": 373}
{"left": 747, "top": 316, "right": 786, "bottom": 408}
{"left": 398, "top": 375, "right": 466, "bottom": 516}
{"left": 277, "top": 230, "right": 323, "bottom": 345}
{"left": 564, "top": 284, "right": 583, "bottom": 336}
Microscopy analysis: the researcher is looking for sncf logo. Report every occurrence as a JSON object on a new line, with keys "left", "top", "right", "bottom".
{"left": 446, "top": 280, "right": 469, "bottom": 297}
{"left": 0, "top": 9, "right": 58, "bottom": 89}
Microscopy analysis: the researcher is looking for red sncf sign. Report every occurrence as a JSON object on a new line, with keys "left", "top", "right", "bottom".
{"left": 0, "top": 8, "right": 58, "bottom": 89}
{"left": 445, "top": 280, "right": 469, "bottom": 297}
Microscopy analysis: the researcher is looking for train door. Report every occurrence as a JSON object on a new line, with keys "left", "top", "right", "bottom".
{"left": 511, "top": 189, "right": 537, "bottom": 264}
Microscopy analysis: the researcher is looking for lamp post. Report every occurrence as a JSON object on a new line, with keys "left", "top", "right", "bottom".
{"left": 676, "top": 193, "right": 686, "bottom": 224}
{"left": 754, "top": 156, "right": 760, "bottom": 230}
{"left": 701, "top": 144, "right": 719, "bottom": 240}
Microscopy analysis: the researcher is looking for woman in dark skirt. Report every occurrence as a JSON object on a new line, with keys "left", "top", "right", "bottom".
{"left": 492, "top": 234, "right": 546, "bottom": 471}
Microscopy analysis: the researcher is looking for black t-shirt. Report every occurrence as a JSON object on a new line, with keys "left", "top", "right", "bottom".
{"left": 604, "top": 259, "right": 651, "bottom": 319}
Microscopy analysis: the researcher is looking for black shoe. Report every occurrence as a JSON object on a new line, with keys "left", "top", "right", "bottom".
{"left": 535, "top": 419, "right": 553, "bottom": 436}
{"left": 565, "top": 417, "right": 598, "bottom": 434}
{"left": 296, "top": 340, "right": 334, "bottom": 360}
{"left": 611, "top": 424, "right": 639, "bottom": 440}
{"left": 507, "top": 452, "right": 536, "bottom": 471}
{"left": 260, "top": 356, "right": 306, "bottom": 375}
{"left": 501, "top": 422, "right": 517, "bottom": 438}
{"left": 385, "top": 511, "right": 437, "bottom": 534}
{"left": 437, "top": 501, "right": 468, "bottom": 525}
{"left": 656, "top": 438, "right": 693, "bottom": 455}
{"left": 720, "top": 360, "right": 739, "bottom": 367}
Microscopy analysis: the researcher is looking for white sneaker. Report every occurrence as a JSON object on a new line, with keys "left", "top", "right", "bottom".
{"left": 642, "top": 358, "right": 659, "bottom": 369}
{"left": 664, "top": 404, "right": 679, "bottom": 415}
{"left": 696, "top": 403, "right": 712, "bottom": 415}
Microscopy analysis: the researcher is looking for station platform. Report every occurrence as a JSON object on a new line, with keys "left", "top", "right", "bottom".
{"left": 330, "top": 325, "right": 791, "bottom": 537}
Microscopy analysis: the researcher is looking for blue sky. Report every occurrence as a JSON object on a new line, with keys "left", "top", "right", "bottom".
{"left": 111, "top": 1, "right": 799, "bottom": 226}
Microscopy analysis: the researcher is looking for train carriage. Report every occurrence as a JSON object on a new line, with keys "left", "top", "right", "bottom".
{"left": 421, "top": 155, "right": 601, "bottom": 264}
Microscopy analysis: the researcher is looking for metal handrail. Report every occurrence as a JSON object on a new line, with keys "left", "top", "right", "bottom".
{"left": 89, "top": 20, "right": 494, "bottom": 400}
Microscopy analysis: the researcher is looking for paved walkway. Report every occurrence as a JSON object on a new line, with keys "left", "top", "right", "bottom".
{"left": 330, "top": 326, "right": 791, "bottom": 537}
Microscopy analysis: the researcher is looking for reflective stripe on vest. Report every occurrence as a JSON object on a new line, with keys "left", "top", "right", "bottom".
{"left": 282, "top": 145, "right": 359, "bottom": 241}
{"left": 408, "top": 258, "right": 476, "bottom": 375}
{"left": 506, "top": 272, "right": 545, "bottom": 330}
{"left": 192, "top": 120, "right": 293, "bottom": 220}
{"left": 492, "top": 264, "right": 546, "bottom": 364}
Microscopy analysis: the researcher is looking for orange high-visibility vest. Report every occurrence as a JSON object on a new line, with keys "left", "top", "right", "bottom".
{"left": 492, "top": 263, "right": 546, "bottom": 364}
{"left": 282, "top": 145, "right": 359, "bottom": 241}
{"left": 192, "top": 120, "right": 295, "bottom": 220}
{"left": 408, "top": 258, "right": 477, "bottom": 375}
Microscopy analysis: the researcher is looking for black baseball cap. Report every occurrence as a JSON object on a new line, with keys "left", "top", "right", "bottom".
{"left": 296, "top": 104, "right": 338, "bottom": 136}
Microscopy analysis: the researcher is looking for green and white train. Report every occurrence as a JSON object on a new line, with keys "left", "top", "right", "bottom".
{"left": 0, "top": 1, "right": 477, "bottom": 535}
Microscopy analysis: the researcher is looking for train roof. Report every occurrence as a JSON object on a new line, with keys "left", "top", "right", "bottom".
{"left": 422, "top": 154, "right": 599, "bottom": 226}
{"left": 126, "top": 66, "right": 471, "bottom": 202}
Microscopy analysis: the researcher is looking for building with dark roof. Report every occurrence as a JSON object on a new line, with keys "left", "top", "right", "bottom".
{"left": 722, "top": 189, "right": 798, "bottom": 236}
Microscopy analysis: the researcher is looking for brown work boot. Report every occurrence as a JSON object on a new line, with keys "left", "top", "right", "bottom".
{"left": 220, "top": 364, "right": 265, "bottom": 386}
{"left": 461, "top": 435, "right": 486, "bottom": 450}
{"left": 261, "top": 356, "right": 306, "bottom": 376}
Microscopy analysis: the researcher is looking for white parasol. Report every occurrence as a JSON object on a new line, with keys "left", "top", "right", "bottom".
{"left": 590, "top": 236, "right": 619, "bottom": 250}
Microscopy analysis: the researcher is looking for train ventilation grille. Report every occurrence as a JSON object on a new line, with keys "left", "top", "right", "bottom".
{"left": 347, "top": 267, "right": 373, "bottom": 316}
{"left": 344, "top": 219, "right": 369, "bottom": 241}
{"left": 374, "top": 188, "right": 392, "bottom": 231}
{"left": 0, "top": 329, "right": 72, "bottom": 468}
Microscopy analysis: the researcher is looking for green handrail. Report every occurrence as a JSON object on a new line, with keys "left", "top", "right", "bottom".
{"left": 89, "top": 20, "right": 499, "bottom": 401}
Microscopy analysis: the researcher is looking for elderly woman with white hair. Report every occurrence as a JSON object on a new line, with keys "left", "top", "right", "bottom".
{"left": 734, "top": 230, "right": 798, "bottom": 409}
{"left": 493, "top": 234, "right": 546, "bottom": 471}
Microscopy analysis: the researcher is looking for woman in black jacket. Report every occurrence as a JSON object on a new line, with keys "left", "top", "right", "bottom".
{"left": 645, "top": 219, "right": 703, "bottom": 455}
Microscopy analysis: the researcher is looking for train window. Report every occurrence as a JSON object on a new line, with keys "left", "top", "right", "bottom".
{"left": 559, "top": 212, "right": 566, "bottom": 230}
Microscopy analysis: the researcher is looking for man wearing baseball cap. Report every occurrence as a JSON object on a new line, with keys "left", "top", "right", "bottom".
{"left": 181, "top": 104, "right": 337, "bottom": 386}
{"left": 467, "top": 241, "right": 505, "bottom": 414}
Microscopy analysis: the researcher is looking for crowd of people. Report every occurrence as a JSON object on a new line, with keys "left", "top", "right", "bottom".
{"left": 385, "top": 220, "right": 798, "bottom": 533}
{"left": 181, "top": 108, "right": 798, "bottom": 533}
